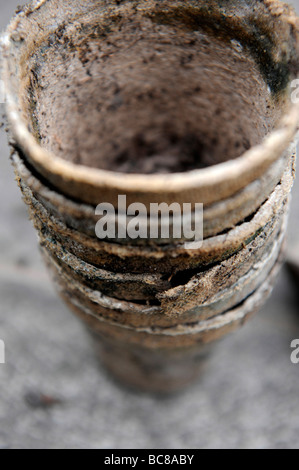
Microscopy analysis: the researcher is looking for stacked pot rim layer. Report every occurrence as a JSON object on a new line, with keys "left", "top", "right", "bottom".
{"left": 10, "top": 143, "right": 296, "bottom": 347}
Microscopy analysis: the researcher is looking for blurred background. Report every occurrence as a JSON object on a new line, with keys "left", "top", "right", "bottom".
{"left": 0, "top": 0, "right": 299, "bottom": 449}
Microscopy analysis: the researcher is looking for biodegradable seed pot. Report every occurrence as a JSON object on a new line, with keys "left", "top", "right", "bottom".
{"left": 2, "top": 0, "right": 299, "bottom": 392}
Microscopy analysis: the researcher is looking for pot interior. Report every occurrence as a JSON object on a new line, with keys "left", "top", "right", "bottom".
{"left": 19, "top": 1, "right": 293, "bottom": 174}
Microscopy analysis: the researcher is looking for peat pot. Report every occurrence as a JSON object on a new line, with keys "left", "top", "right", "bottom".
{"left": 2, "top": 0, "right": 299, "bottom": 392}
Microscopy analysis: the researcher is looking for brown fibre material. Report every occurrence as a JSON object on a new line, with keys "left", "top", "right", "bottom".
{"left": 28, "top": 11, "right": 282, "bottom": 174}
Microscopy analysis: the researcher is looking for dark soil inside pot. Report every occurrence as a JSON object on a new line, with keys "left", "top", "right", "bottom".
{"left": 28, "top": 11, "right": 283, "bottom": 174}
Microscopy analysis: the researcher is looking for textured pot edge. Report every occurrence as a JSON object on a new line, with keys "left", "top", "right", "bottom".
{"left": 11, "top": 146, "right": 295, "bottom": 241}
{"left": 19, "top": 150, "right": 295, "bottom": 260}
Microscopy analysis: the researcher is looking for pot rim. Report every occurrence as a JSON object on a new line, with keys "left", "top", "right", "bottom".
{"left": 2, "top": 0, "right": 299, "bottom": 206}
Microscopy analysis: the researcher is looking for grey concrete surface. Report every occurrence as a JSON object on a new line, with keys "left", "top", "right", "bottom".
{"left": 0, "top": 0, "right": 299, "bottom": 450}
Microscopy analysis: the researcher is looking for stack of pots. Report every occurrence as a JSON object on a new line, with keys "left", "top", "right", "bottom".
{"left": 2, "top": 0, "right": 299, "bottom": 392}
